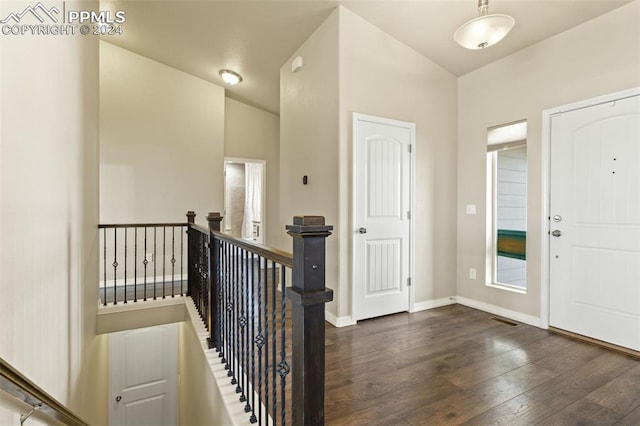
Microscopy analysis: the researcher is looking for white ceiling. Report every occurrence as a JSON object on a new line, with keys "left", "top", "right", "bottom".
{"left": 102, "top": 0, "right": 633, "bottom": 114}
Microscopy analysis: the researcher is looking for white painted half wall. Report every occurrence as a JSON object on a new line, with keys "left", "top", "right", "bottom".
{"left": 457, "top": 1, "right": 640, "bottom": 319}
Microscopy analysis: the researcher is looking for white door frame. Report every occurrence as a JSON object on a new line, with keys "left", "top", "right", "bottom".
{"left": 351, "top": 112, "right": 416, "bottom": 321}
{"left": 223, "top": 157, "right": 266, "bottom": 242}
{"left": 540, "top": 86, "right": 640, "bottom": 329}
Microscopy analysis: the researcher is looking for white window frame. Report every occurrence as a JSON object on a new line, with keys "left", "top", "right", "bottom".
{"left": 485, "top": 120, "right": 527, "bottom": 294}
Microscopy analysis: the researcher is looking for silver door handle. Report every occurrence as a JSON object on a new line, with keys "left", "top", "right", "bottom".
{"left": 358, "top": 227, "right": 367, "bottom": 234}
{"left": 116, "top": 395, "right": 122, "bottom": 402}
{"left": 551, "top": 230, "right": 562, "bottom": 237}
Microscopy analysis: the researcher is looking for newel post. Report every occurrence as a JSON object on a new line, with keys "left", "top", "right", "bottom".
{"left": 186, "top": 211, "right": 196, "bottom": 296}
{"left": 286, "top": 216, "right": 334, "bottom": 426}
{"left": 207, "top": 212, "right": 223, "bottom": 349}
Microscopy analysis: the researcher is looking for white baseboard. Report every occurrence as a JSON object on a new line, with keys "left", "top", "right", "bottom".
{"left": 455, "top": 296, "right": 542, "bottom": 328}
{"left": 99, "top": 273, "right": 187, "bottom": 289}
{"left": 411, "top": 297, "right": 457, "bottom": 312}
{"left": 325, "top": 310, "right": 356, "bottom": 327}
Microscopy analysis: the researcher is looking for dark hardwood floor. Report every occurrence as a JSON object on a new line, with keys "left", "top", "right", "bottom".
{"left": 324, "top": 304, "right": 640, "bottom": 425}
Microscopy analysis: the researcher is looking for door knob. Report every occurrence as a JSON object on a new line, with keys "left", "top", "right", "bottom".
{"left": 115, "top": 395, "right": 122, "bottom": 402}
{"left": 358, "top": 227, "right": 367, "bottom": 234}
{"left": 551, "top": 230, "right": 562, "bottom": 237}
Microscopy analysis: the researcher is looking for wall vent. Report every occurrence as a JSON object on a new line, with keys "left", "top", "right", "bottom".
{"left": 489, "top": 316, "right": 519, "bottom": 326}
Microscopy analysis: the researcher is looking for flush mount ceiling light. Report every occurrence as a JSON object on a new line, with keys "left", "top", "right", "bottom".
{"left": 219, "top": 69, "right": 243, "bottom": 85}
{"left": 454, "top": 0, "right": 515, "bottom": 50}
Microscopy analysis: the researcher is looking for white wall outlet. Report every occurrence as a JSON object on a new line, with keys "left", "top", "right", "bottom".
{"left": 466, "top": 204, "right": 477, "bottom": 215}
{"left": 469, "top": 267, "right": 477, "bottom": 280}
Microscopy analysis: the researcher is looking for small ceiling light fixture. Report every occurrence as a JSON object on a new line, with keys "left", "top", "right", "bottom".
{"left": 454, "top": 0, "right": 515, "bottom": 50}
{"left": 219, "top": 69, "right": 243, "bottom": 85}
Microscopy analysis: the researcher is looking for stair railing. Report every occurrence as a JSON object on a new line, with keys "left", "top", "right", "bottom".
{"left": 188, "top": 212, "right": 333, "bottom": 425}
{"left": 0, "top": 357, "right": 89, "bottom": 426}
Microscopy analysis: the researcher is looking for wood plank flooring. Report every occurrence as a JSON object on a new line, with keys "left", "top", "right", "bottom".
{"left": 324, "top": 304, "right": 640, "bottom": 425}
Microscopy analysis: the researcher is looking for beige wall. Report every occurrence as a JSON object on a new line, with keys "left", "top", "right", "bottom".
{"left": 224, "top": 98, "right": 280, "bottom": 245}
{"left": 280, "top": 7, "right": 458, "bottom": 319}
{"left": 100, "top": 41, "right": 225, "bottom": 226}
{"left": 456, "top": 1, "right": 640, "bottom": 320}
{"left": 338, "top": 7, "right": 458, "bottom": 316}
{"left": 279, "top": 10, "right": 340, "bottom": 308}
{"left": 0, "top": 1, "right": 107, "bottom": 424}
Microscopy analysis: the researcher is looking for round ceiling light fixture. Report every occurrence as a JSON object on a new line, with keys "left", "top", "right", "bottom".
{"left": 219, "top": 69, "right": 243, "bottom": 85}
{"left": 454, "top": 0, "right": 515, "bottom": 49}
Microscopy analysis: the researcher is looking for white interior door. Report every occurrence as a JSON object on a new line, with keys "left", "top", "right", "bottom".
{"left": 354, "top": 113, "right": 413, "bottom": 321}
{"left": 109, "top": 323, "right": 178, "bottom": 426}
{"left": 549, "top": 93, "right": 640, "bottom": 351}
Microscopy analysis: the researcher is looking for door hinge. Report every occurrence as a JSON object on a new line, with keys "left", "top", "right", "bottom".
{"left": 407, "top": 277, "right": 412, "bottom": 287}
{"left": 408, "top": 144, "right": 412, "bottom": 153}
{"left": 407, "top": 211, "right": 411, "bottom": 219}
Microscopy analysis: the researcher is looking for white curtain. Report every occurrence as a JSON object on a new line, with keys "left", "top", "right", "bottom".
{"left": 243, "top": 163, "right": 263, "bottom": 240}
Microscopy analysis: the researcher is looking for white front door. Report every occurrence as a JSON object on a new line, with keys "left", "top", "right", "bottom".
{"left": 354, "top": 113, "right": 413, "bottom": 321}
{"left": 549, "top": 93, "right": 640, "bottom": 351}
{"left": 109, "top": 323, "right": 178, "bottom": 426}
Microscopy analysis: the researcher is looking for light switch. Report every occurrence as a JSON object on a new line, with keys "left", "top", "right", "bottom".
{"left": 466, "top": 204, "right": 476, "bottom": 215}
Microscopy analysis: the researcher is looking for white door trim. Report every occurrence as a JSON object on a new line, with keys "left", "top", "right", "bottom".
{"left": 540, "top": 86, "right": 640, "bottom": 330}
{"left": 223, "top": 157, "right": 266, "bottom": 242}
{"left": 351, "top": 112, "right": 416, "bottom": 321}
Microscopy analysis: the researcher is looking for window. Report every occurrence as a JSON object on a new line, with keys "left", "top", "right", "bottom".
{"left": 486, "top": 121, "right": 527, "bottom": 292}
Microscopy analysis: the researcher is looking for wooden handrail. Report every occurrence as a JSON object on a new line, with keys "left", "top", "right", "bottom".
{"left": 99, "top": 222, "right": 188, "bottom": 229}
{"left": 0, "top": 357, "right": 89, "bottom": 426}
{"left": 188, "top": 223, "right": 210, "bottom": 235}
{"left": 209, "top": 229, "right": 293, "bottom": 268}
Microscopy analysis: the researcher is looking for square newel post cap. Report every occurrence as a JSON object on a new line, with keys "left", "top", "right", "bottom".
{"left": 286, "top": 216, "right": 333, "bottom": 236}
{"left": 207, "top": 212, "right": 223, "bottom": 232}
{"left": 186, "top": 211, "right": 196, "bottom": 224}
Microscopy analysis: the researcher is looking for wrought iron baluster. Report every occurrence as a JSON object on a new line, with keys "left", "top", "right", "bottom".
{"left": 163, "top": 227, "right": 166, "bottom": 299}
{"left": 224, "top": 241, "right": 231, "bottom": 370}
{"left": 124, "top": 228, "right": 127, "bottom": 304}
{"left": 220, "top": 241, "right": 226, "bottom": 362}
{"left": 216, "top": 237, "right": 223, "bottom": 353}
{"left": 279, "top": 264, "right": 289, "bottom": 426}
{"left": 171, "top": 226, "right": 176, "bottom": 298}
{"left": 239, "top": 248, "right": 247, "bottom": 403}
{"left": 153, "top": 227, "right": 157, "bottom": 300}
{"left": 228, "top": 243, "right": 234, "bottom": 378}
{"left": 233, "top": 245, "right": 240, "bottom": 389}
{"left": 271, "top": 260, "right": 277, "bottom": 421}
{"left": 245, "top": 250, "right": 252, "bottom": 411}
{"left": 200, "top": 234, "right": 205, "bottom": 319}
{"left": 113, "top": 228, "right": 118, "bottom": 305}
{"left": 255, "top": 255, "right": 263, "bottom": 425}
{"left": 197, "top": 233, "right": 201, "bottom": 316}
{"left": 219, "top": 240, "right": 225, "bottom": 358}
{"left": 134, "top": 227, "right": 138, "bottom": 303}
{"left": 249, "top": 253, "right": 258, "bottom": 424}
{"left": 103, "top": 228, "right": 107, "bottom": 306}
{"left": 143, "top": 227, "right": 148, "bottom": 301}
{"left": 205, "top": 234, "right": 210, "bottom": 324}
{"left": 264, "top": 257, "right": 269, "bottom": 424}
